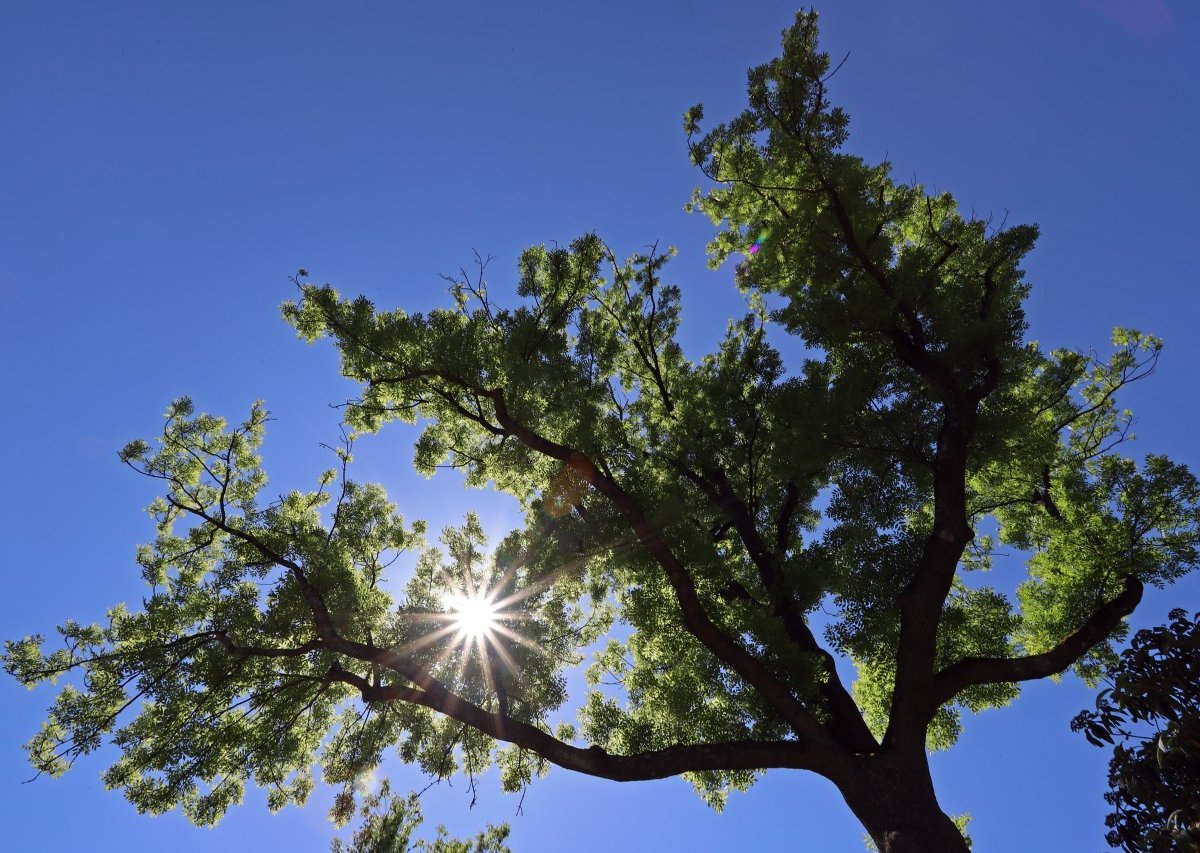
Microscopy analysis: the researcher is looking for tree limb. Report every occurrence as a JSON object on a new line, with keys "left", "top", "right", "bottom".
{"left": 928, "top": 575, "right": 1144, "bottom": 710}
{"left": 327, "top": 661, "right": 840, "bottom": 783}
{"left": 670, "top": 460, "right": 878, "bottom": 753}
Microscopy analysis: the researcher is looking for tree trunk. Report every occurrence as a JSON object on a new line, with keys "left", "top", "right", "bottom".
{"left": 838, "top": 751, "right": 970, "bottom": 853}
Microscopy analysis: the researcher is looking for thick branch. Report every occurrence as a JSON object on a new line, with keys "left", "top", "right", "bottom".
{"left": 327, "top": 660, "right": 841, "bottom": 783}
{"left": 775, "top": 481, "right": 800, "bottom": 556}
{"left": 928, "top": 575, "right": 1144, "bottom": 710}
{"left": 673, "top": 461, "right": 877, "bottom": 753}
{"left": 887, "top": 401, "right": 978, "bottom": 746}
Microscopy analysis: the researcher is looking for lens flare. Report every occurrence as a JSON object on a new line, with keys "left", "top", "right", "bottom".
{"left": 447, "top": 592, "right": 500, "bottom": 638}
{"left": 748, "top": 228, "right": 771, "bottom": 256}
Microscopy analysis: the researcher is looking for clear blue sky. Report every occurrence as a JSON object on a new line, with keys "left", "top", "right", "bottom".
{"left": 2, "top": 1, "right": 1197, "bottom": 850}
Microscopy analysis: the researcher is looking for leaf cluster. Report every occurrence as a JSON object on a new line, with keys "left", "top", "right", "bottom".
{"left": 331, "top": 779, "right": 511, "bottom": 853}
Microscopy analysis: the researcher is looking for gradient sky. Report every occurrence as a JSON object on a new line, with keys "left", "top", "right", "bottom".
{"left": 2, "top": 2, "right": 1198, "bottom": 850}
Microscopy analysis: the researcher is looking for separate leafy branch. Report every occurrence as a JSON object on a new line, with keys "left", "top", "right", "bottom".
{"left": 1073, "top": 609, "right": 1200, "bottom": 852}
{"left": 6, "top": 11, "right": 1199, "bottom": 853}
{"left": 331, "top": 780, "right": 511, "bottom": 853}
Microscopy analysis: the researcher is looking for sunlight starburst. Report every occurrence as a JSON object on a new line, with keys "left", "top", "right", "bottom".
{"left": 446, "top": 592, "right": 500, "bottom": 639}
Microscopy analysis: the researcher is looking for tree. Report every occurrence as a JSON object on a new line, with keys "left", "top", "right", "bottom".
{"left": 1073, "top": 608, "right": 1200, "bottom": 852}
{"left": 5, "top": 12, "right": 1199, "bottom": 852}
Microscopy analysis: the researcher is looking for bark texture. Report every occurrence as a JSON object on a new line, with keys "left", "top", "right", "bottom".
{"left": 840, "top": 753, "right": 971, "bottom": 853}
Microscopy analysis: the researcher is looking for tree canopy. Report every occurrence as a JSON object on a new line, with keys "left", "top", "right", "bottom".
{"left": 6, "top": 12, "right": 1198, "bottom": 852}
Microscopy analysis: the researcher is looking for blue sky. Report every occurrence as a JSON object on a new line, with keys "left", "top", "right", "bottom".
{"left": 2, "top": 1, "right": 1197, "bottom": 850}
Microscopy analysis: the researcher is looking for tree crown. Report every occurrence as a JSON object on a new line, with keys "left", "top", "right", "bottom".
{"left": 5, "top": 11, "right": 1198, "bottom": 847}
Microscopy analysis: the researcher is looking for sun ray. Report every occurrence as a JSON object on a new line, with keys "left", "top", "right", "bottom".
{"left": 488, "top": 623, "right": 542, "bottom": 653}
{"left": 391, "top": 622, "right": 462, "bottom": 658}
{"left": 481, "top": 630, "right": 519, "bottom": 672}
